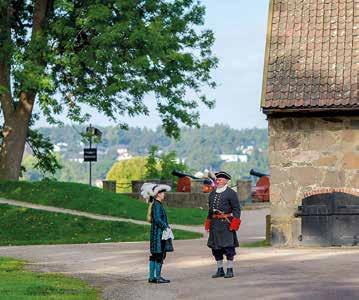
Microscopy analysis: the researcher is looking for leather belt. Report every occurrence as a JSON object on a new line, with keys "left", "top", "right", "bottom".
{"left": 212, "top": 213, "right": 232, "bottom": 219}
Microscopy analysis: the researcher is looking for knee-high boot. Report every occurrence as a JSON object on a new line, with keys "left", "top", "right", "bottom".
{"left": 154, "top": 262, "right": 170, "bottom": 284}
{"left": 148, "top": 260, "right": 156, "bottom": 283}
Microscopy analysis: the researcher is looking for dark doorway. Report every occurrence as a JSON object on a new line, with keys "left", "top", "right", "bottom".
{"left": 296, "top": 192, "right": 359, "bottom": 246}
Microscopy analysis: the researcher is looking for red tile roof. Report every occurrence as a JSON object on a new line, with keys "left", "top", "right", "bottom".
{"left": 261, "top": 0, "right": 359, "bottom": 113}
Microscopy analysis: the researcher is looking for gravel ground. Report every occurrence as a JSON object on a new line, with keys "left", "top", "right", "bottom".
{"left": 1, "top": 208, "right": 358, "bottom": 299}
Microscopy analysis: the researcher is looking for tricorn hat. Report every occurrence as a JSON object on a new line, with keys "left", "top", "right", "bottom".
{"left": 214, "top": 171, "right": 231, "bottom": 180}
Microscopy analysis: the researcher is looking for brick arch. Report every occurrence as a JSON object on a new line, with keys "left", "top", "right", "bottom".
{"left": 304, "top": 188, "right": 359, "bottom": 198}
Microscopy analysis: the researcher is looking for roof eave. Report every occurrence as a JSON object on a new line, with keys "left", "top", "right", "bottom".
{"left": 263, "top": 106, "right": 359, "bottom": 116}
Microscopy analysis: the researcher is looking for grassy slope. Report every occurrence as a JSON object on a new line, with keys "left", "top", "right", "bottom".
{"left": 0, "top": 181, "right": 207, "bottom": 225}
{"left": 0, "top": 205, "right": 201, "bottom": 246}
{"left": 0, "top": 257, "right": 99, "bottom": 300}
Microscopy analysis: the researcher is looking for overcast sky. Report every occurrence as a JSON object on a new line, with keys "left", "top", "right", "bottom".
{"left": 35, "top": 0, "right": 269, "bottom": 130}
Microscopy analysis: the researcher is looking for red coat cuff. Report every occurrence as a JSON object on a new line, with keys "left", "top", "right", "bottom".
{"left": 205, "top": 219, "right": 211, "bottom": 231}
{"left": 229, "top": 217, "right": 241, "bottom": 231}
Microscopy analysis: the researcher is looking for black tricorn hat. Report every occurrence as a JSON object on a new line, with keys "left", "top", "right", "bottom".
{"left": 214, "top": 171, "right": 231, "bottom": 180}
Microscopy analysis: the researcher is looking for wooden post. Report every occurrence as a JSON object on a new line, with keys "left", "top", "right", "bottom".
{"left": 102, "top": 180, "right": 116, "bottom": 193}
{"left": 191, "top": 179, "right": 203, "bottom": 193}
{"left": 266, "top": 214, "right": 271, "bottom": 245}
{"left": 236, "top": 179, "right": 252, "bottom": 203}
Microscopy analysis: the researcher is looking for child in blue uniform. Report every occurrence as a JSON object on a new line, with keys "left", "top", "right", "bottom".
{"left": 141, "top": 183, "right": 173, "bottom": 284}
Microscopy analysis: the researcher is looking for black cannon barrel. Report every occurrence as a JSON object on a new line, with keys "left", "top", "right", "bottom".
{"left": 171, "top": 170, "right": 199, "bottom": 180}
{"left": 250, "top": 169, "right": 269, "bottom": 178}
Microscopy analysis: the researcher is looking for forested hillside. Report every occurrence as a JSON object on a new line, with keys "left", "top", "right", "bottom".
{"left": 23, "top": 125, "right": 268, "bottom": 183}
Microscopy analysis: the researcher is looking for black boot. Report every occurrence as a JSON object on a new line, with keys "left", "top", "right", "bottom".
{"left": 224, "top": 268, "right": 234, "bottom": 278}
{"left": 155, "top": 277, "right": 170, "bottom": 284}
{"left": 212, "top": 267, "right": 225, "bottom": 278}
{"left": 154, "top": 262, "right": 170, "bottom": 283}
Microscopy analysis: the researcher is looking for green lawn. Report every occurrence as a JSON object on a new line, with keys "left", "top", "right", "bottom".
{"left": 0, "top": 180, "right": 207, "bottom": 225}
{"left": 0, "top": 257, "right": 99, "bottom": 300}
{"left": 0, "top": 204, "right": 201, "bottom": 246}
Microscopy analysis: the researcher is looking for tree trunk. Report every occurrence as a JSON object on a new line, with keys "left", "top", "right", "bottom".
{"left": 0, "top": 92, "right": 34, "bottom": 181}
{"left": 0, "top": 0, "right": 53, "bottom": 180}
{"left": 0, "top": 120, "right": 29, "bottom": 180}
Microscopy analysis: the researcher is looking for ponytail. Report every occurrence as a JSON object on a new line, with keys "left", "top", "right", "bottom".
{"left": 146, "top": 196, "right": 154, "bottom": 223}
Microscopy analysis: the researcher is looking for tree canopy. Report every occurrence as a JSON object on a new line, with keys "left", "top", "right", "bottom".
{"left": 0, "top": 0, "right": 217, "bottom": 180}
{"left": 22, "top": 125, "right": 268, "bottom": 183}
{"left": 107, "top": 156, "right": 147, "bottom": 192}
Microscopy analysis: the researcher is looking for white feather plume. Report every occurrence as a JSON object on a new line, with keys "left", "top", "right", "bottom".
{"left": 140, "top": 183, "right": 156, "bottom": 202}
{"left": 203, "top": 170, "right": 217, "bottom": 180}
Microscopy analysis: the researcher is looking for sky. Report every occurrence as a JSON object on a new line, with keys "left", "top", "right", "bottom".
{"left": 35, "top": 0, "right": 269, "bottom": 130}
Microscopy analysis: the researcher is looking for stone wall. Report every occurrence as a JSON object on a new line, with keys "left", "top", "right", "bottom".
{"left": 122, "top": 192, "right": 209, "bottom": 208}
{"left": 268, "top": 116, "right": 359, "bottom": 246}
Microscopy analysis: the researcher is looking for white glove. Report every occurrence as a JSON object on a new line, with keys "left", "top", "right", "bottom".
{"left": 162, "top": 227, "right": 174, "bottom": 240}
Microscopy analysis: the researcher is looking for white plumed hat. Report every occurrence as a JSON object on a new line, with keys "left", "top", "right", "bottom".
{"left": 140, "top": 183, "right": 171, "bottom": 202}
{"left": 152, "top": 184, "right": 171, "bottom": 195}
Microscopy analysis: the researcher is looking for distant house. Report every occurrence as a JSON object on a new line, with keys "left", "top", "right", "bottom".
{"left": 219, "top": 154, "right": 248, "bottom": 163}
{"left": 242, "top": 146, "right": 254, "bottom": 155}
{"left": 236, "top": 145, "right": 255, "bottom": 155}
{"left": 117, "top": 147, "right": 133, "bottom": 161}
{"left": 175, "top": 157, "right": 186, "bottom": 164}
{"left": 69, "top": 158, "right": 84, "bottom": 163}
{"left": 53, "top": 142, "right": 68, "bottom": 152}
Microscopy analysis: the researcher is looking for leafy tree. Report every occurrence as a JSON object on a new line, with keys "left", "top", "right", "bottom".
{"left": 144, "top": 145, "right": 161, "bottom": 179}
{"left": 21, "top": 154, "right": 42, "bottom": 181}
{"left": 158, "top": 150, "right": 188, "bottom": 184}
{"left": 26, "top": 129, "right": 62, "bottom": 176}
{"left": 22, "top": 125, "right": 268, "bottom": 183}
{"left": 107, "top": 156, "right": 147, "bottom": 192}
{"left": 0, "top": 0, "right": 217, "bottom": 180}
{"left": 144, "top": 145, "right": 188, "bottom": 183}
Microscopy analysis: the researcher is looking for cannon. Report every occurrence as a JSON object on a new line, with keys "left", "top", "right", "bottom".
{"left": 249, "top": 169, "right": 269, "bottom": 178}
{"left": 172, "top": 170, "right": 214, "bottom": 193}
{"left": 172, "top": 170, "right": 198, "bottom": 179}
{"left": 250, "top": 168, "right": 270, "bottom": 202}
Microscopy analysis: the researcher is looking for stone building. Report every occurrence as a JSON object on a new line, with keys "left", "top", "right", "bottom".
{"left": 261, "top": 0, "right": 359, "bottom": 246}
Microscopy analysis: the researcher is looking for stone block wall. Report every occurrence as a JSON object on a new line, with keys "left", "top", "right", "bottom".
{"left": 122, "top": 192, "right": 209, "bottom": 209}
{"left": 268, "top": 116, "right": 359, "bottom": 246}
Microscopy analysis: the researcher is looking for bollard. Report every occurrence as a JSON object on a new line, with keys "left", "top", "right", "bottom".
{"left": 265, "top": 214, "right": 271, "bottom": 245}
{"left": 102, "top": 180, "right": 116, "bottom": 193}
{"left": 190, "top": 179, "right": 203, "bottom": 193}
{"left": 236, "top": 179, "right": 252, "bottom": 203}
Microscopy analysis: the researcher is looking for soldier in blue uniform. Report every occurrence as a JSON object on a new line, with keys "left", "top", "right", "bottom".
{"left": 204, "top": 171, "right": 241, "bottom": 278}
{"left": 141, "top": 183, "right": 173, "bottom": 284}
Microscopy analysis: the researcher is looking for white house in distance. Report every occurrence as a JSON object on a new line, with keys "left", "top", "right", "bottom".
{"left": 53, "top": 142, "right": 68, "bottom": 152}
{"left": 117, "top": 147, "right": 133, "bottom": 161}
{"left": 219, "top": 154, "right": 248, "bottom": 163}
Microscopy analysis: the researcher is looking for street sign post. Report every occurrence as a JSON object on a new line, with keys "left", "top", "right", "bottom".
{"left": 84, "top": 124, "right": 102, "bottom": 186}
{"left": 84, "top": 148, "right": 97, "bottom": 162}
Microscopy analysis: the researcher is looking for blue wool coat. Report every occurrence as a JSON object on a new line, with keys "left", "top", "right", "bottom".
{"left": 150, "top": 200, "right": 173, "bottom": 254}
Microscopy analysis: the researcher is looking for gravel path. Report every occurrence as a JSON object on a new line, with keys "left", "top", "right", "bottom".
{"left": 1, "top": 205, "right": 358, "bottom": 299}
{"left": 1, "top": 239, "right": 359, "bottom": 299}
